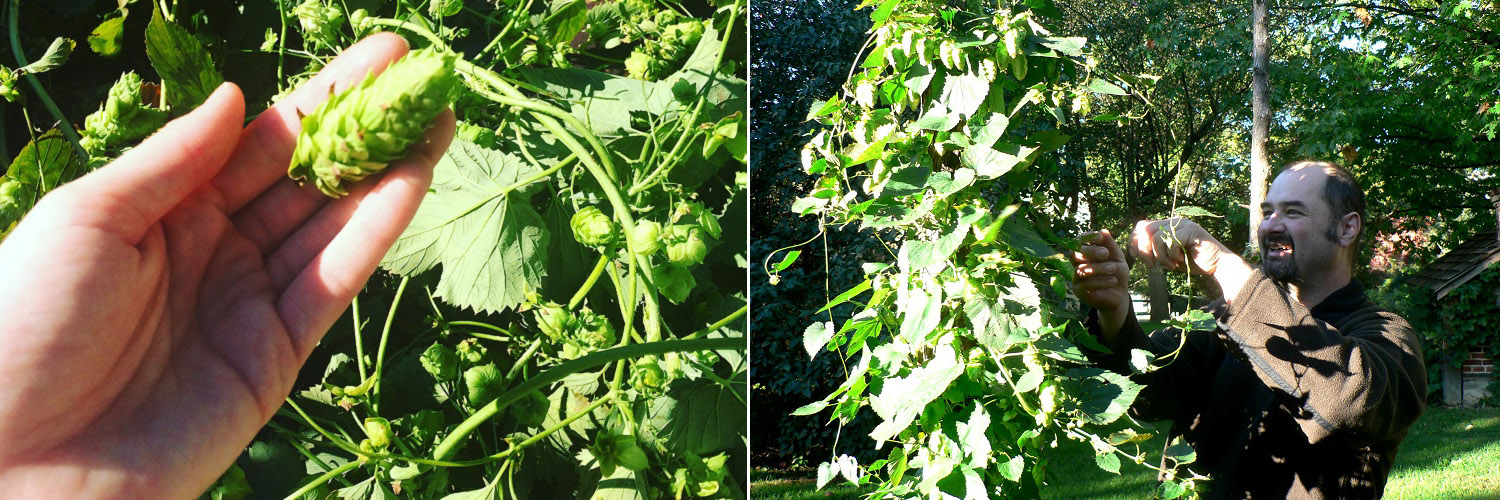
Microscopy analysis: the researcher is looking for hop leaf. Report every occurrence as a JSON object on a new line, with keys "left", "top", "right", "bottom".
{"left": 511, "top": 390, "right": 550, "bottom": 428}
{"left": 287, "top": 48, "right": 460, "bottom": 198}
{"left": 591, "top": 431, "right": 649, "bottom": 476}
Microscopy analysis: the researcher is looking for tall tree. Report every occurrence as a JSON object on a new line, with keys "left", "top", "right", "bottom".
{"left": 1250, "top": 0, "right": 1270, "bottom": 254}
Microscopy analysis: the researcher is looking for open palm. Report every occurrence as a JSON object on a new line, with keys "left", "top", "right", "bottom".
{"left": 0, "top": 33, "right": 454, "bottom": 497}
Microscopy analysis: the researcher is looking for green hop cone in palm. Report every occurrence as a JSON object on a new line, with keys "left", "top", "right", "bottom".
{"left": 570, "top": 206, "right": 618, "bottom": 247}
{"left": 288, "top": 47, "right": 460, "bottom": 198}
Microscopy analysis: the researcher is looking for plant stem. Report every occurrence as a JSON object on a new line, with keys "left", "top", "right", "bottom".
{"left": 373, "top": 276, "right": 410, "bottom": 414}
{"left": 503, "top": 337, "right": 545, "bottom": 384}
{"left": 685, "top": 304, "right": 748, "bottom": 339}
{"left": 282, "top": 460, "right": 359, "bottom": 500}
{"left": 6, "top": 0, "right": 84, "bottom": 158}
{"left": 432, "top": 337, "right": 744, "bottom": 460}
{"left": 352, "top": 296, "right": 368, "bottom": 381}
{"left": 570, "top": 255, "right": 610, "bottom": 309}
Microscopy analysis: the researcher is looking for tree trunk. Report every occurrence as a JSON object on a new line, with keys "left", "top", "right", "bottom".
{"left": 1249, "top": 0, "right": 1271, "bottom": 255}
{"left": 1149, "top": 266, "right": 1169, "bottom": 321}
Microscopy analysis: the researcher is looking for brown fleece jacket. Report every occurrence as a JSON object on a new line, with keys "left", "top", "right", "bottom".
{"left": 1087, "top": 270, "right": 1427, "bottom": 499}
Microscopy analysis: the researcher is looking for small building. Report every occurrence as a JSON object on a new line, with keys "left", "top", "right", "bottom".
{"left": 1408, "top": 195, "right": 1500, "bottom": 407}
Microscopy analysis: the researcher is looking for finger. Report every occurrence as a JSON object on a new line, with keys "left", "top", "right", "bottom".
{"left": 1132, "top": 221, "right": 1155, "bottom": 265}
{"left": 1074, "top": 275, "right": 1120, "bottom": 291}
{"left": 276, "top": 110, "right": 455, "bottom": 357}
{"left": 56, "top": 84, "right": 245, "bottom": 243}
{"left": 1098, "top": 228, "right": 1128, "bottom": 262}
{"left": 1151, "top": 229, "right": 1177, "bottom": 270}
{"left": 212, "top": 33, "right": 411, "bottom": 216}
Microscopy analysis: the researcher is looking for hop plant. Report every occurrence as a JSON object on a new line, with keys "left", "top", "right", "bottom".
{"left": 293, "top": 0, "right": 345, "bottom": 49}
{"left": 464, "top": 363, "right": 504, "bottom": 407}
{"left": 653, "top": 263, "right": 696, "bottom": 304}
{"left": 287, "top": 48, "right": 460, "bottom": 198}
{"left": 590, "top": 429, "right": 649, "bottom": 476}
{"left": 570, "top": 206, "right": 618, "bottom": 247}
{"left": 419, "top": 342, "right": 459, "bottom": 381}
{"left": 664, "top": 224, "right": 708, "bottom": 266}
{"left": 532, "top": 301, "right": 572, "bottom": 341}
{"left": 631, "top": 220, "right": 663, "bottom": 256}
{"left": 511, "top": 390, "right": 550, "bottom": 428}
{"left": 363, "top": 417, "right": 393, "bottom": 448}
{"left": 79, "top": 71, "right": 168, "bottom": 157}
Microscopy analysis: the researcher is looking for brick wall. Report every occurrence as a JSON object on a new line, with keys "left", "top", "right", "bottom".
{"left": 1462, "top": 348, "right": 1494, "bottom": 375}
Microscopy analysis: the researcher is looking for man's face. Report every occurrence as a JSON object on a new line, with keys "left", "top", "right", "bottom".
{"left": 1259, "top": 167, "right": 1342, "bottom": 284}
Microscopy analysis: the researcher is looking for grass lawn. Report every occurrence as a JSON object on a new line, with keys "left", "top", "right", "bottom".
{"left": 751, "top": 407, "right": 1500, "bottom": 499}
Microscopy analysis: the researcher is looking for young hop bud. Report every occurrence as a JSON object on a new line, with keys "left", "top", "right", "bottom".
{"left": 419, "top": 342, "right": 459, "bottom": 381}
{"left": 511, "top": 390, "right": 550, "bottom": 428}
{"left": 287, "top": 48, "right": 460, "bottom": 198}
{"left": 652, "top": 263, "right": 696, "bottom": 304}
{"left": 664, "top": 224, "right": 709, "bottom": 266}
{"left": 632, "top": 220, "right": 663, "bottom": 256}
{"left": 364, "top": 417, "right": 393, "bottom": 448}
{"left": 533, "top": 301, "right": 571, "bottom": 341}
{"left": 293, "top": 0, "right": 345, "bottom": 48}
{"left": 464, "top": 363, "right": 504, "bottom": 407}
{"left": 570, "top": 206, "right": 619, "bottom": 247}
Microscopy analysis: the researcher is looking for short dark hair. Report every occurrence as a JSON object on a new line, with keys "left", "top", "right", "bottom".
{"left": 1279, "top": 161, "right": 1365, "bottom": 242}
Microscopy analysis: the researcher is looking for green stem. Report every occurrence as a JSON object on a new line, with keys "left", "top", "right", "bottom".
{"left": 6, "top": 0, "right": 84, "bottom": 158}
{"left": 685, "top": 304, "right": 747, "bottom": 339}
{"left": 283, "top": 460, "right": 359, "bottom": 500}
{"left": 627, "top": 0, "right": 742, "bottom": 196}
{"left": 503, "top": 338, "right": 545, "bottom": 384}
{"left": 569, "top": 254, "right": 610, "bottom": 309}
{"left": 432, "top": 337, "right": 744, "bottom": 460}
{"left": 352, "top": 297, "right": 367, "bottom": 381}
{"left": 448, "top": 320, "right": 511, "bottom": 337}
{"left": 373, "top": 276, "right": 410, "bottom": 414}
{"left": 266, "top": 422, "right": 355, "bottom": 488}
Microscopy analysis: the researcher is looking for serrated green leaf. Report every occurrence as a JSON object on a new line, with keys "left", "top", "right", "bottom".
{"left": 19, "top": 38, "right": 75, "bottom": 74}
{"left": 1085, "top": 79, "right": 1127, "bottom": 95}
{"left": 913, "top": 104, "right": 959, "bottom": 130}
{"left": 1166, "top": 437, "right": 1197, "bottom": 464}
{"left": 1000, "top": 454, "right": 1024, "bottom": 482}
{"left": 1015, "top": 367, "right": 1044, "bottom": 393}
{"left": 882, "top": 163, "right": 930, "bottom": 197}
{"left": 1129, "top": 348, "right": 1157, "bottom": 373}
{"left": 870, "top": 0, "right": 900, "bottom": 23}
{"left": 662, "top": 371, "right": 747, "bottom": 455}
{"left": 1000, "top": 216, "right": 1062, "bottom": 260}
{"left": 1062, "top": 367, "right": 1144, "bottom": 425}
{"left": 939, "top": 71, "right": 989, "bottom": 118}
{"left": 1094, "top": 451, "right": 1121, "bottom": 474}
{"left": 955, "top": 404, "right": 992, "bottom": 468}
{"left": 803, "top": 321, "right": 835, "bottom": 358}
{"left": 897, "top": 285, "right": 941, "bottom": 344}
{"left": 791, "top": 400, "right": 829, "bottom": 416}
{"left": 1160, "top": 480, "right": 1187, "bottom": 499}
{"left": 544, "top": 0, "right": 588, "bottom": 45}
{"left": 961, "top": 143, "right": 1038, "bottom": 179}
{"left": 88, "top": 16, "right": 126, "bottom": 57}
{"left": 773, "top": 249, "right": 801, "bottom": 272}
{"left": 0, "top": 130, "right": 85, "bottom": 236}
{"left": 145, "top": 5, "right": 222, "bottom": 112}
{"left": 927, "top": 168, "right": 975, "bottom": 198}
{"left": 1170, "top": 206, "right": 1222, "bottom": 220}
{"left": 818, "top": 279, "right": 872, "bottom": 314}
{"left": 868, "top": 344, "right": 963, "bottom": 443}
{"left": 381, "top": 140, "right": 550, "bottom": 314}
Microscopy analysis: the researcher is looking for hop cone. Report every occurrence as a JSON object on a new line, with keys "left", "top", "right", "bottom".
{"left": 79, "top": 71, "right": 168, "bottom": 156}
{"left": 288, "top": 48, "right": 460, "bottom": 198}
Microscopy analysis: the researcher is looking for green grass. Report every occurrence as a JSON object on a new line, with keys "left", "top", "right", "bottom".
{"left": 751, "top": 407, "right": 1500, "bottom": 499}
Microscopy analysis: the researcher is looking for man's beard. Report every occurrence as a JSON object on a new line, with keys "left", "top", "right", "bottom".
{"left": 1261, "top": 233, "right": 1300, "bottom": 284}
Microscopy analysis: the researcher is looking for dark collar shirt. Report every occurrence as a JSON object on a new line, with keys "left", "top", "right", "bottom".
{"left": 1087, "top": 270, "right": 1427, "bottom": 499}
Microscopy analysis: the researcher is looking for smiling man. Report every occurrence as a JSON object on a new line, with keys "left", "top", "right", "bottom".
{"left": 1070, "top": 161, "right": 1427, "bottom": 498}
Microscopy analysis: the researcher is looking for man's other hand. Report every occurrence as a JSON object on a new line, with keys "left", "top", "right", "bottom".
{"left": 1073, "top": 229, "right": 1131, "bottom": 339}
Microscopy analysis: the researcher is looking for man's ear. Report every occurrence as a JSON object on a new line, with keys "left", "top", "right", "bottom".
{"left": 1338, "top": 212, "right": 1361, "bottom": 248}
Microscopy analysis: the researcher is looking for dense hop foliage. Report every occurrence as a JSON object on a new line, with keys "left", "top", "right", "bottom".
{"left": 778, "top": 0, "right": 1200, "bottom": 497}
{"left": 0, "top": 1, "right": 746, "bottom": 498}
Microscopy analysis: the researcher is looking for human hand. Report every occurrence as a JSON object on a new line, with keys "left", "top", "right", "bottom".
{"left": 0, "top": 33, "right": 454, "bottom": 498}
{"left": 1128, "top": 217, "right": 1230, "bottom": 276}
{"left": 1072, "top": 229, "right": 1132, "bottom": 339}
